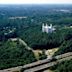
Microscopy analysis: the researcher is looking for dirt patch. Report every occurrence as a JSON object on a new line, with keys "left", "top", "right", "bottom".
{"left": 33, "top": 48, "right": 59, "bottom": 60}
{"left": 33, "top": 50, "right": 42, "bottom": 60}
{"left": 45, "top": 48, "right": 59, "bottom": 56}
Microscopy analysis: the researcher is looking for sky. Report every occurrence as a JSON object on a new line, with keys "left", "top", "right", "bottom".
{"left": 0, "top": 0, "right": 72, "bottom": 4}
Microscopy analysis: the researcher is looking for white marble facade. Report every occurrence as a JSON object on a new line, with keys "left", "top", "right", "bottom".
{"left": 42, "top": 23, "right": 55, "bottom": 33}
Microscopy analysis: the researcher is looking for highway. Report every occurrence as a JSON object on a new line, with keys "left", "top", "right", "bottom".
{"left": 24, "top": 56, "right": 72, "bottom": 72}
{"left": 23, "top": 52, "right": 72, "bottom": 72}
{"left": 0, "top": 52, "right": 72, "bottom": 72}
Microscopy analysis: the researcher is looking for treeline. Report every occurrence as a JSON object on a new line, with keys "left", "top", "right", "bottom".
{"left": 0, "top": 5, "right": 72, "bottom": 28}
{"left": 20, "top": 26, "right": 72, "bottom": 50}
{"left": 53, "top": 28, "right": 72, "bottom": 55}
{"left": 0, "top": 5, "right": 72, "bottom": 42}
{"left": 54, "top": 39, "right": 72, "bottom": 56}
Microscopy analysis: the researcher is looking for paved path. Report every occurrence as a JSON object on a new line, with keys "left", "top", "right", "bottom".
{"left": 18, "top": 38, "right": 33, "bottom": 51}
{"left": 10, "top": 38, "right": 33, "bottom": 51}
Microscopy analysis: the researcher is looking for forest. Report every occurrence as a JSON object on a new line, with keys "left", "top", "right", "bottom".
{"left": 0, "top": 40, "right": 36, "bottom": 69}
{"left": 0, "top": 4, "right": 72, "bottom": 70}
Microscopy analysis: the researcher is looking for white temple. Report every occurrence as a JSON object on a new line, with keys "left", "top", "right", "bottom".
{"left": 42, "top": 23, "right": 55, "bottom": 33}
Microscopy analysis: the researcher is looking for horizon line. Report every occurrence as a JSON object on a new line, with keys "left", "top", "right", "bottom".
{"left": 0, "top": 3, "right": 72, "bottom": 5}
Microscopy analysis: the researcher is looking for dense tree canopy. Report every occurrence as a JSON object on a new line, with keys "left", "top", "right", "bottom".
{"left": 54, "top": 39, "right": 72, "bottom": 56}
{"left": 0, "top": 40, "right": 36, "bottom": 69}
{"left": 20, "top": 27, "right": 72, "bottom": 50}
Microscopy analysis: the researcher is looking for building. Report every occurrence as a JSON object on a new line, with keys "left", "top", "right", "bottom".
{"left": 42, "top": 23, "right": 55, "bottom": 33}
